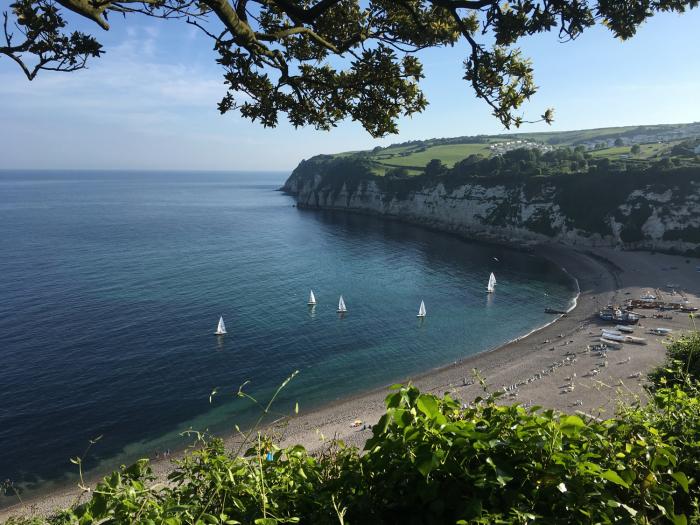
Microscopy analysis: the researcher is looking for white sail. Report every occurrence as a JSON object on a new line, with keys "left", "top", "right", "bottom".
{"left": 308, "top": 289, "right": 317, "bottom": 305}
{"left": 215, "top": 315, "right": 227, "bottom": 335}
{"left": 337, "top": 295, "right": 347, "bottom": 313}
{"left": 487, "top": 272, "right": 496, "bottom": 293}
{"left": 417, "top": 300, "right": 426, "bottom": 318}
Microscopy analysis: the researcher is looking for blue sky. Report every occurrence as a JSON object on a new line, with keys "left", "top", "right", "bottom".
{"left": 1, "top": 7, "right": 699, "bottom": 171}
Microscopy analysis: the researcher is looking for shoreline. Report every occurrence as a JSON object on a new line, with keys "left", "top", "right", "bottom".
{"left": 3, "top": 241, "right": 698, "bottom": 521}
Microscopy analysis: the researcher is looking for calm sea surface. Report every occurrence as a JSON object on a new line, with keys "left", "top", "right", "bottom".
{"left": 0, "top": 170, "right": 574, "bottom": 502}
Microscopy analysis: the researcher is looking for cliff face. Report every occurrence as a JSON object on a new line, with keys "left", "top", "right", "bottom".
{"left": 283, "top": 159, "right": 700, "bottom": 254}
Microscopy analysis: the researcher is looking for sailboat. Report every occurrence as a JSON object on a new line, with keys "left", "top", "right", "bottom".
{"left": 486, "top": 272, "right": 497, "bottom": 293}
{"left": 308, "top": 289, "right": 317, "bottom": 306}
{"left": 417, "top": 300, "right": 426, "bottom": 318}
{"left": 337, "top": 295, "right": 347, "bottom": 313}
{"left": 214, "top": 315, "right": 227, "bottom": 336}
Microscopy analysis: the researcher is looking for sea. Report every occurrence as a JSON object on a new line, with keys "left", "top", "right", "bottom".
{"left": 0, "top": 170, "right": 575, "bottom": 504}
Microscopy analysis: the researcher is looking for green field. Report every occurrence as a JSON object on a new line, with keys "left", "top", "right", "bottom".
{"left": 589, "top": 140, "right": 685, "bottom": 160}
{"left": 508, "top": 126, "right": 639, "bottom": 145}
{"left": 373, "top": 143, "right": 491, "bottom": 169}
{"left": 588, "top": 146, "right": 632, "bottom": 158}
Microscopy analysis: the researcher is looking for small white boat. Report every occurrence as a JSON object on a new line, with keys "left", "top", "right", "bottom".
{"left": 214, "top": 315, "right": 227, "bottom": 336}
{"left": 600, "top": 337, "right": 623, "bottom": 349}
{"left": 308, "top": 289, "right": 317, "bottom": 306}
{"left": 417, "top": 300, "right": 426, "bottom": 318}
{"left": 615, "top": 325, "right": 635, "bottom": 333}
{"left": 624, "top": 335, "right": 647, "bottom": 345}
{"left": 648, "top": 327, "right": 672, "bottom": 335}
{"left": 602, "top": 329, "right": 623, "bottom": 337}
{"left": 337, "top": 295, "right": 347, "bottom": 313}
{"left": 601, "top": 332, "right": 625, "bottom": 342}
{"left": 486, "top": 272, "right": 496, "bottom": 294}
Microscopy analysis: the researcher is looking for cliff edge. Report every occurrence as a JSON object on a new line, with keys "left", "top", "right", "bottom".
{"left": 283, "top": 154, "right": 700, "bottom": 254}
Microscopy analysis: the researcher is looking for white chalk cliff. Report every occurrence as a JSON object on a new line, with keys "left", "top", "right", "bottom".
{"left": 283, "top": 161, "right": 700, "bottom": 254}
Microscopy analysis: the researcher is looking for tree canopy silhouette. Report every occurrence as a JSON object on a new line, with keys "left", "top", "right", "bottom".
{"left": 2, "top": 0, "right": 697, "bottom": 136}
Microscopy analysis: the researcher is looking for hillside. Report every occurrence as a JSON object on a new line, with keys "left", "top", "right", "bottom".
{"left": 283, "top": 123, "right": 700, "bottom": 254}
{"left": 329, "top": 122, "right": 700, "bottom": 176}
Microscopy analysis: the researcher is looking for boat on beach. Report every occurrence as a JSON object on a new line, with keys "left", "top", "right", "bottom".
{"left": 648, "top": 327, "right": 672, "bottom": 335}
{"left": 601, "top": 331, "right": 625, "bottom": 341}
{"left": 214, "top": 316, "right": 227, "bottom": 336}
{"left": 600, "top": 337, "right": 623, "bottom": 349}
{"left": 337, "top": 295, "right": 347, "bottom": 314}
{"left": 308, "top": 289, "right": 317, "bottom": 306}
{"left": 615, "top": 325, "right": 635, "bottom": 333}
{"left": 599, "top": 307, "right": 639, "bottom": 325}
{"left": 417, "top": 300, "right": 426, "bottom": 318}
{"left": 486, "top": 272, "right": 496, "bottom": 293}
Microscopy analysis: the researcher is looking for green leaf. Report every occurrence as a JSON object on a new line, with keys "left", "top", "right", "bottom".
{"left": 254, "top": 519, "right": 279, "bottom": 525}
{"left": 671, "top": 471, "right": 690, "bottom": 494}
{"left": 601, "top": 470, "right": 629, "bottom": 488}
{"left": 416, "top": 447, "right": 440, "bottom": 477}
{"left": 561, "top": 415, "right": 585, "bottom": 428}
{"left": 672, "top": 514, "right": 688, "bottom": 525}
{"left": 416, "top": 394, "right": 439, "bottom": 419}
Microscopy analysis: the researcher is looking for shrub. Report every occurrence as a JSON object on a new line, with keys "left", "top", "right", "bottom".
{"left": 8, "top": 372, "right": 700, "bottom": 525}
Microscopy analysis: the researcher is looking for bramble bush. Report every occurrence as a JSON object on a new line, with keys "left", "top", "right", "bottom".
{"left": 6, "top": 334, "right": 700, "bottom": 525}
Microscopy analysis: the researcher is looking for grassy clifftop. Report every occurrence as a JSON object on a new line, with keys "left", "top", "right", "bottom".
{"left": 315, "top": 122, "right": 700, "bottom": 177}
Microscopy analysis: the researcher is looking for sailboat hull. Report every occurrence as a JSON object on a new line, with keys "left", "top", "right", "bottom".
{"left": 308, "top": 302, "right": 316, "bottom": 306}
{"left": 214, "top": 332, "right": 226, "bottom": 336}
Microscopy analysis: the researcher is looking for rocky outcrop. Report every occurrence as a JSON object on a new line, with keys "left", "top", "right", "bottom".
{"left": 283, "top": 159, "right": 700, "bottom": 254}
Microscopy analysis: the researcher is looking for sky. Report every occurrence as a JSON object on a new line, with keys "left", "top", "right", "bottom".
{"left": 1, "top": 6, "right": 699, "bottom": 171}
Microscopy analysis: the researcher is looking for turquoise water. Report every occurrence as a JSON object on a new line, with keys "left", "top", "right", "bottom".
{"left": 0, "top": 170, "right": 574, "bottom": 502}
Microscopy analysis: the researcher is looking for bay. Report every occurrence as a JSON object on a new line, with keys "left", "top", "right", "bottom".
{"left": 0, "top": 170, "right": 574, "bottom": 502}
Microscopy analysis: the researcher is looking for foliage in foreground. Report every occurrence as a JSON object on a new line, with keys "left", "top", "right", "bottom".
{"left": 7, "top": 335, "right": 700, "bottom": 525}
{"left": 650, "top": 331, "right": 700, "bottom": 388}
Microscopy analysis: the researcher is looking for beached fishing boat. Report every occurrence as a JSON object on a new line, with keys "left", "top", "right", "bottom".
{"left": 600, "top": 337, "right": 623, "bottom": 349}
{"left": 649, "top": 327, "right": 672, "bottom": 335}
{"left": 598, "top": 307, "right": 640, "bottom": 325}
{"left": 615, "top": 325, "right": 635, "bottom": 333}
{"left": 417, "top": 300, "right": 426, "bottom": 318}
{"left": 308, "top": 289, "right": 317, "bottom": 306}
{"left": 486, "top": 272, "right": 496, "bottom": 293}
{"left": 337, "top": 295, "right": 347, "bottom": 313}
{"left": 624, "top": 335, "right": 647, "bottom": 345}
{"left": 214, "top": 316, "right": 227, "bottom": 336}
{"left": 601, "top": 331, "right": 625, "bottom": 341}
